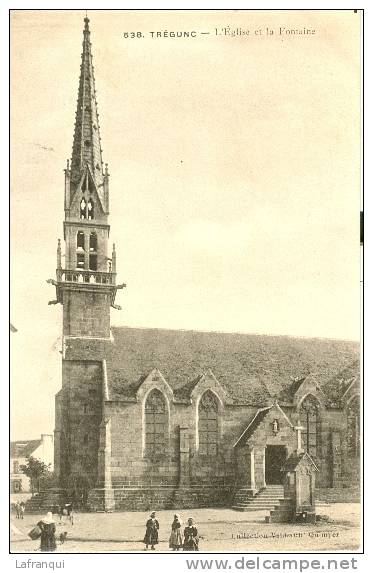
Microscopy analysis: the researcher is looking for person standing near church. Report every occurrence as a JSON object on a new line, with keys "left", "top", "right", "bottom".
{"left": 143, "top": 511, "right": 159, "bottom": 550}
{"left": 37, "top": 512, "right": 57, "bottom": 552}
{"left": 169, "top": 514, "right": 183, "bottom": 550}
{"left": 19, "top": 501, "right": 25, "bottom": 519}
{"left": 183, "top": 517, "right": 199, "bottom": 551}
{"left": 14, "top": 501, "right": 20, "bottom": 519}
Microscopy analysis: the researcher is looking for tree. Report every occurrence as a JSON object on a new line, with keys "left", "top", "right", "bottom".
{"left": 20, "top": 456, "right": 52, "bottom": 496}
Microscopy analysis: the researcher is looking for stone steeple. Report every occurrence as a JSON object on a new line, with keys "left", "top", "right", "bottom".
{"left": 70, "top": 16, "right": 104, "bottom": 198}
{"left": 48, "top": 15, "right": 125, "bottom": 330}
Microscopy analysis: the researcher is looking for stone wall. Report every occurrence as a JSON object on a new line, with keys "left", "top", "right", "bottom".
{"left": 62, "top": 290, "right": 111, "bottom": 338}
{"left": 104, "top": 398, "right": 359, "bottom": 497}
{"left": 88, "top": 486, "right": 233, "bottom": 512}
{"left": 59, "top": 360, "right": 103, "bottom": 489}
{"left": 286, "top": 408, "right": 349, "bottom": 488}
{"left": 56, "top": 355, "right": 360, "bottom": 509}
{"left": 107, "top": 400, "right": 256, "bottom": 488}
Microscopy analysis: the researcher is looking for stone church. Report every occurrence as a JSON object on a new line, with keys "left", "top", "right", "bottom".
{"left": 49, "top": 17, "right": 360, "bottom": 511}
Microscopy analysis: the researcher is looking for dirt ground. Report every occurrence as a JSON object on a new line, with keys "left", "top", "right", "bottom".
{"left": 10, "top": 503, "right": 361, "bottom": 553}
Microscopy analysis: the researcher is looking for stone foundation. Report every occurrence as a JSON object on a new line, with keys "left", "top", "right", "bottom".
{"left": 87, "top": 485, "right": 233, "bottom": 511}
{"left": 87, "top": 487, "right": 116, "bottom": 512}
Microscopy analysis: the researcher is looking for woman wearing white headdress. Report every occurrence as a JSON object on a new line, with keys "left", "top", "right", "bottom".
{"left": 169, "top": 513, "right": 183, "bottom": 550}
{"left": 143, "top": 511, "right": 159, "bottom": 550}
{"left": 183, "top": 517, "right": 199, "bottom": 551}
{"left": 37, "top": 512, "right": 57, "bottom": 552}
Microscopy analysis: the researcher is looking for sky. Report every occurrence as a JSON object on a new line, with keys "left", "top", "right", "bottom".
{"left": 10, "top": 10, "right": 360, "bottom": 440}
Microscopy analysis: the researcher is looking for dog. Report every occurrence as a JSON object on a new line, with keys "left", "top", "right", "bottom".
{"left": 59, "top": 532, "right": 68, "bottom": 544}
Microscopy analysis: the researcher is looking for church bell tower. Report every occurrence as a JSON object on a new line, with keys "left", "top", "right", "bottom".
{"left": 49, "top": 16, "right": 123, "bottom": 339}
{"left": 50, "top": 16, "right": 124, "bottom": 493}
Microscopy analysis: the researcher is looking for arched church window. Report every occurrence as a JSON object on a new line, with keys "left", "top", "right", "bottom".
{"left": 76, "top": 231, "right": 85, "bottom": 269}
{"left": 87, "top": 199, "right": 94, "bottom": 220}
{"left": 145, "top": 389, "right": 167, "bottom": 459}
{"left": 80, "top": 198, "right": 87, "bottom": 220}
{"left": 89, "top": 233, "right": 97, "bottom": 252}
{"left": 89, "top": 233, "right": 97, "bottom": 271}
{"left": 347, "top": 396, "right": 360, "bottom": 457}
{"left": 199, "top": 390, "right": 218, "bottom": 456}
{"left": 77, "top": 231, "right": 85, "bottom": 250}
{"left": 299, "top": 395, "right": 320, "bottom": 458}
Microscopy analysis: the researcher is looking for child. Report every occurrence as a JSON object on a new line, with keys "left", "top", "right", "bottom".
{"left": 183, "top": 517, "right": 199, "bottom": 551}
{"left": 143, "top": 511, "right": 159, "bottom": 550}
{"left": 169, "top": 514, "right": 182, "bottom": 550}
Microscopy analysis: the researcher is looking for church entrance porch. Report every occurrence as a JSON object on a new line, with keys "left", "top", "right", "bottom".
{"left": 233, "top": 404, "right": 299, "bottom": 493}
{"left": 265, "top": 445, "right": 287, "bottom": 485}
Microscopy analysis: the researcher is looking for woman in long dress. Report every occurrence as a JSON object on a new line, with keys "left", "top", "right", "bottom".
{"left": 169, "top": 514, "right": 183, "bottom": 550}
{"left": 143, "top": 511, "right": 159, "bottom": 550}
{"left": 37, "top": 512, "right": 57, "bottom": 552}
{"left": 183, "top": 517, "right": 199, "bottom": 551}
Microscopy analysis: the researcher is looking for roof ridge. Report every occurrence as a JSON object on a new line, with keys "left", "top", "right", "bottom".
{"left": 110, "top": 325, "right": 359, "bottom": 343}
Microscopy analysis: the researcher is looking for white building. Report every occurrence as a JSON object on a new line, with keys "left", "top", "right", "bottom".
{"left": 10, "top": 434, "right": 54, "bottom": 494}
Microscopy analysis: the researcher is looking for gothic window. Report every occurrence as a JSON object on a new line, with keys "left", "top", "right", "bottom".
{"left": 145, "top": 389, "right": 167, "bottom": 459}
{"left": 89, "top": 233, "right": 97, "bottom": 252}
{"left": 80, "top": 196, "right": 95, "bottom": 220}
{"left": 80, "top": 198, "right": 87, "bottom": 220}
{"left": 347, "top": 396, "right": 360, "bottom": 457}
{"left": 299, "top": 395, "right": 320, "bottom": 458}
{"left": 198, "top": 390, "right": 219, "bottom": 456}
{"left": 87, "top": 199, "right": 94, "bottom": 220}
{"left": 89, "top": 233, "right": 97, "bottom": 270}
{"left": 76, "top": 253, "right": 85, "bottom": 269}
{"left": 77, "top": 231, "right": 85, "bottom": 250}
{"left": 76, "top": 231, "right": 86, "bottom": 270}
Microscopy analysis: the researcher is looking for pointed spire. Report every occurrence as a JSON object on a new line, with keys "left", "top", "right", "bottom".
{"left": 70, "top": 15, "right": 104, "bottom": 189}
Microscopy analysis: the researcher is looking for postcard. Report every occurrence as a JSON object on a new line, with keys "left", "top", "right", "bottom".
{"left": 10, "top": 9, "right": 361, "bottom": 554}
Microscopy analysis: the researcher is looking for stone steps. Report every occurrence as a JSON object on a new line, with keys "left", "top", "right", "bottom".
{"left": 232, "top": 486, "right": 284, "bottom": 512}
{"left": 24, "top": 488, "right": 67, "bottom": 514}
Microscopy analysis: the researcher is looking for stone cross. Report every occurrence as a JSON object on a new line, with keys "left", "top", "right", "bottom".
{"left": 294, "top": 420, "right": 305, "bottom": 453}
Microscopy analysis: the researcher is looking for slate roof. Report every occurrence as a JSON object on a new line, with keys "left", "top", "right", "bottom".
{"left": 10, "top": 439, "right": 42, "bottom": 459}
{"left": 97, "top": 326, "right": 359, "bottom": 406}
{"left": 234, "top": 406, "right": 271, "bottom": 446}
{"left": 281, "top": 451, "right": 319, "bottom": 472}
{"left": 322, "top": 360, "right": 360, "bottom": 405}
